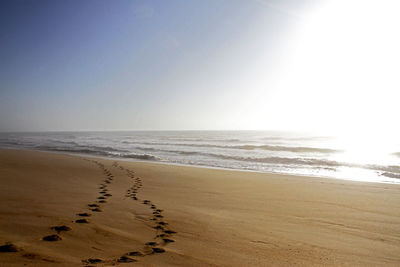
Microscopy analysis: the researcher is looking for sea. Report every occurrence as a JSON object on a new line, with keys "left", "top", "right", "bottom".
{"left": 0, "top": 131, "right": 399, "bottom": 184}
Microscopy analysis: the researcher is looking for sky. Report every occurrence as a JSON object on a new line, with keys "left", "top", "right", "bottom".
{"left": 0, "top": 0, "right": 399, "bottom": 136}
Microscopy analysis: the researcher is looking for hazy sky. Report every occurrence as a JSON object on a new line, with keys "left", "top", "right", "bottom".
{"left": 1, "top": 0, "right": 399, "bottom": 135}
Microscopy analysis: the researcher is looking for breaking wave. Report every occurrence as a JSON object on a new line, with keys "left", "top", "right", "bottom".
{"left": 1, "top": 131, "right": 399, "bottom": 183}
{"left": 120, "top": 153, "right": 160, "bottom": 160}
{"left": 123, "top": 141, "right": 339, "bottom": 154}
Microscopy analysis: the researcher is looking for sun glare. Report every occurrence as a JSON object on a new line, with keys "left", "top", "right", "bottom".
{"left": 268, "top": 0, "right": 400, "bottom": 142}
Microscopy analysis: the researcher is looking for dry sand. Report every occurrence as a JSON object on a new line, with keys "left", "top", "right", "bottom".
{"left": 0, "top": 149, "right": 399, "bottom": 266}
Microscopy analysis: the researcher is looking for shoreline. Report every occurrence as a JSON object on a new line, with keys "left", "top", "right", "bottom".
{"left": 1, "top": 149, "right": 400, "bottom": 266}
{"left": 1, "top": 146, "right": 398, "bottom": 185}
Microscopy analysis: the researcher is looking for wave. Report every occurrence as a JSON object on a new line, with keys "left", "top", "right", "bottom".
{"left": 122, "top": 141, "right": 339, "bottom": 154}
{"left": 368, "top": 164, "right": 400, "bottom": 174}
{"left": 160, "top": 137, "right": 242, "bottom": 142}
{"left": 261, "top": 136, "right": 331, "bottom": 141}
{"left": 2, "top": 132, "right": 399, "bottom": 182}
{"left": 0, "top": 140, "right": 27, "bottom": 146}
{"left": 233, "top": 145, "right": 339, "bottom": 153}
{"left": 120, "top": 153, "right": 160, "bottom": 160}
{"left": 48, "top": 140, "right": 80, "bottom": 146}
{"left": 206, "top": 154, "right": 343, "bottom": 167}
{"left": 37, "top": 144, "right": 400, "bottom": 178}
{"left": 152, "top": 147, "right": 400, "bottom": 176}
{"left": 380, "top": 172, "right": 400, "bottom": 179}
{"left": 36, "top": 144, "right": 125, "bottom": 153}
{"left": 132, "top": 146, "right": 200, "bottom": 155}
{"left": 129, "top": 147, "right": 400, "bottom": 176}
{"left": 130, "top": 146, "right": 344, "bottom": 167}
{"left": 35, "top": 145, "right": 114, "bottom": 156}
{"left": 127, "top": 145, "right": 346, "bottom": 167}
{"left": 34, "top": 145, "right": 160, "bottom": 161}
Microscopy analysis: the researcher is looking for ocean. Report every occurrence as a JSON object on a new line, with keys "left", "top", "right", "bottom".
{"left": 1, "top": 131, "right": 399, "bottom": 184}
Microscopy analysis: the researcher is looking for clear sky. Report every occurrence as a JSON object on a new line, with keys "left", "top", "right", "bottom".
{"left": 1, "top": 0, "right": 399, "bottom": 136}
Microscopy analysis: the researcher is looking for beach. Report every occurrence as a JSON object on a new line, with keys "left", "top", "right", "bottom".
{"left": 1, "top": 149, "right": 400, "bottom": 266}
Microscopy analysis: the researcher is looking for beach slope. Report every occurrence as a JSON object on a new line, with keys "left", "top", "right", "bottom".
{"left": 0, "top": 149, "right": 399, "bottom": 266}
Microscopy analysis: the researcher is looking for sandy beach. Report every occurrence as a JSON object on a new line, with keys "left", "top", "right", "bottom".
{"left": 0, "top": 149, "right": 399, "bottom": 266}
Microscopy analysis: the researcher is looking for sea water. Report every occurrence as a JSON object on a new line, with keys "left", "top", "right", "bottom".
{"left": 1, "top": 131, "right": 399, "bottom": 184}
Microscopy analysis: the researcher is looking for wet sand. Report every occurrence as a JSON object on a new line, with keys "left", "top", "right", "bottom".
{"left": 0, "top": 149, "right": 399, "bottom": 266}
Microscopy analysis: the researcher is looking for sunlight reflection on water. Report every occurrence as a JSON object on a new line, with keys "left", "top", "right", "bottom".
{"left": 0, "top": 131, "right": 399, "bottom": 184}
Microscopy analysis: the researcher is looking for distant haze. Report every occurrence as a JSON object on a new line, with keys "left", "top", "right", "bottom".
{"left": 1, "top": 0, "right": 399, "bottom": 138}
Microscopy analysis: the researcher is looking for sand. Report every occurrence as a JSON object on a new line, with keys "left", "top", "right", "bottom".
{"left": 0, "top": 149, "right": 399, "bottom": 266}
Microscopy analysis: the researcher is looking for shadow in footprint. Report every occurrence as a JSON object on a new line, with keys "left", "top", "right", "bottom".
{"left": 42, "top": 234, "right": 62, "bottom": 241}
{"left": 51, "top": 225, "right": 72, "bottom": 233}
{"left": 77, "top": 213, "right": 91, "bottom": 217}
{"left": 151, "top": 247, "right": 165, "bottom": 253}
{"left": 83, "top": 258, "right": 102, "bottom": 264}
{"left": 127, "top": 251, "right": 144, "bottom": 257}
{"left": 145, "top": 242, "right": 158, "bottom": 247}
{"left": 75, "top": 219, "right": 89, "bottom": 224}
{"left": 91, "top": 208, "right": 102, "bottom": 212}
{"left": 0, "top": 242, "right": 19, "bottom": 252}
{"left": 117, "top": 256, "right": 137, "bottom": 263}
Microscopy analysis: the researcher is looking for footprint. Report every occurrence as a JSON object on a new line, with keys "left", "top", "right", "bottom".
{"left": 42, "top": 234, "right": 62, "bottom": 241}
{"left": 75, "top": 219, "right": 89, "bottom": 224}
{"left": 117, "top": 255, "right": 136, "bottom": 263}
{"left": 145, "top": 242, "right": 158, "bottom": 246}
{"left": 98, "top": 200, "right": 107, "bottom": 203}
{"left": 156, "top": 234, "right": 167, "bottom": 238}
{"left": 162, "top": 238, "right": 175, "bottom": 243}
{"left": 163, "top": 230, "right": 177, "bottom": 234}
{"left": 127, "top": 251, "right": 144, "bottom": 257}
{"left": 83, "top": 258, "right": 102, "bottom": 264}
{"left": 0, "top": 242, "right": 19, "bottom": 252}
{"left": 88, "top": 204, "right": 99, "bottom": 208}
{"left": 157, "top": 221, "right": 168, "bottom": 226}
{"left": 51, "top": 225, "right": 72, "bottom": 233}
{"left": 154, "top": 225, "right": 164, "bottom": 230}
{"left": 77, "top": 213, "right": 91, "bottom": 217}
{"left": 151, "top": 247, "right": 165, "bottom": 253}
{"left": 91, "top": 208, "right": 102, "bottom": 212}
{"left": 22, "top": 253, "right": 42, "bottom": 260}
